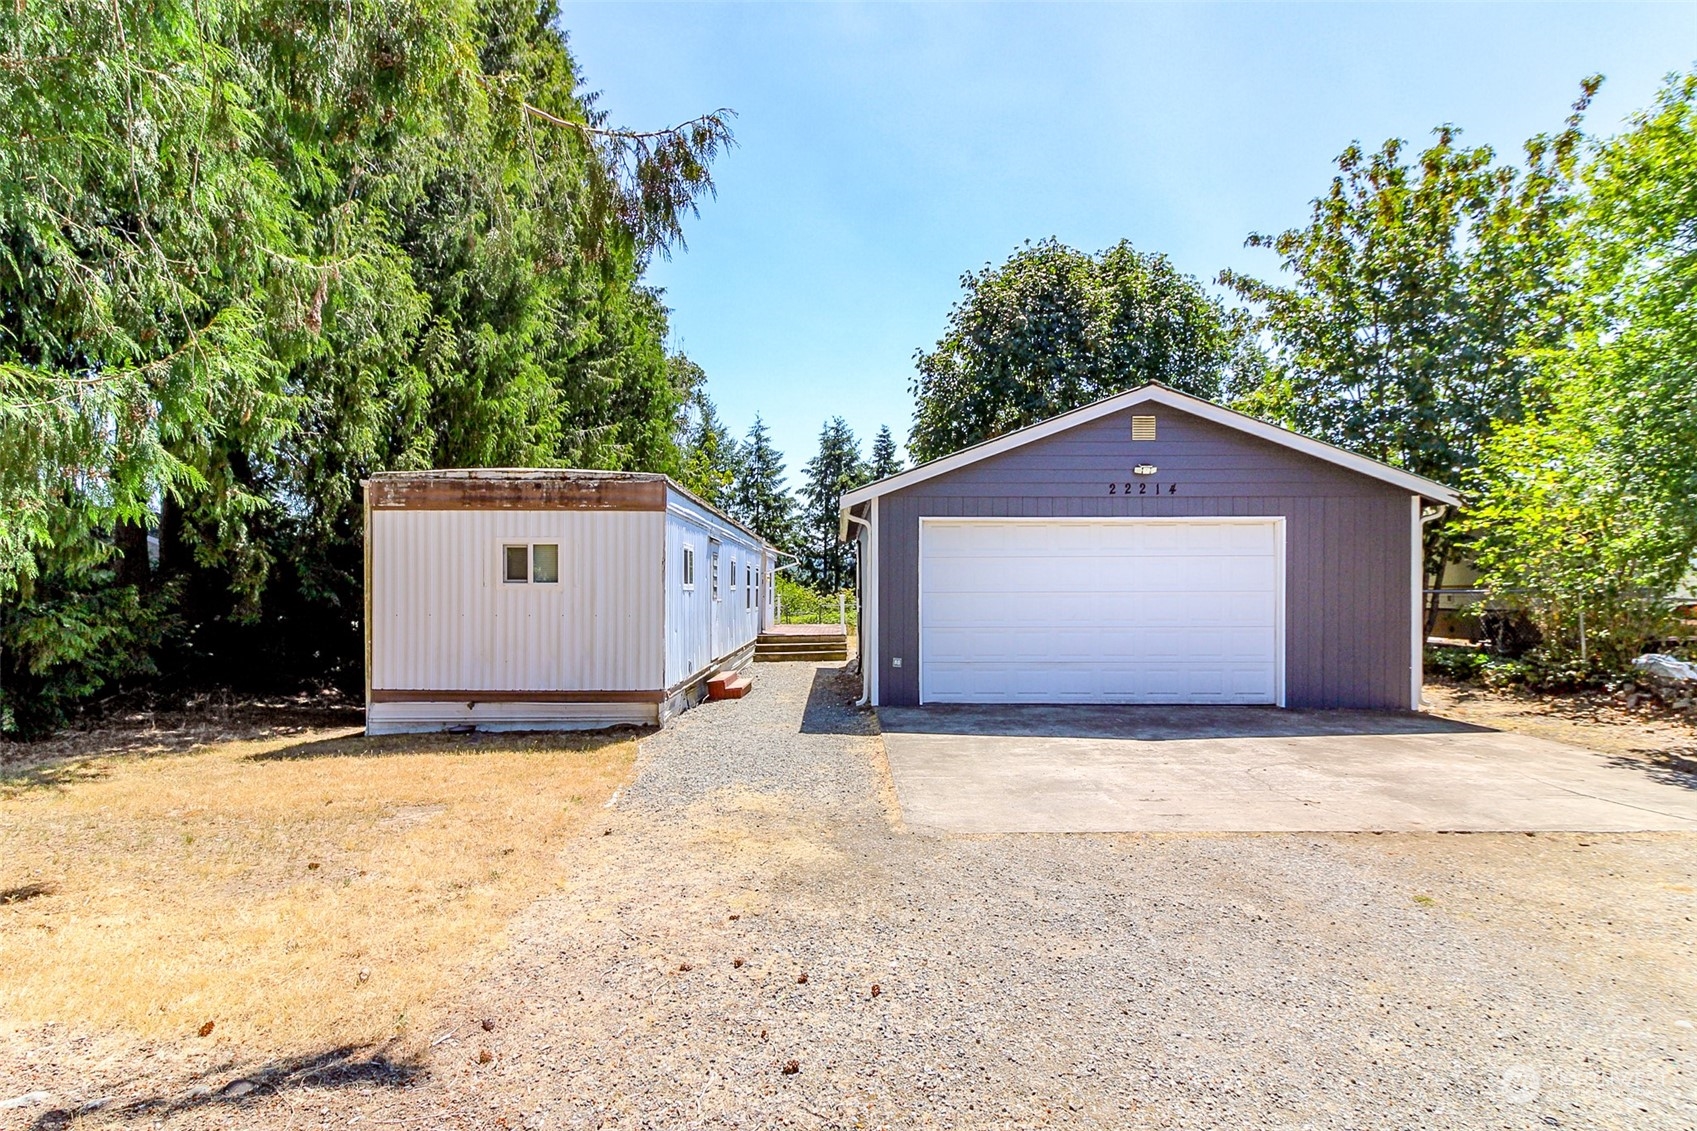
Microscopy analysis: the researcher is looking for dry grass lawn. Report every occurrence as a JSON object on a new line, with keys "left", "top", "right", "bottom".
{"left": 0, "top": 725, "right": 636, "bottom": 1054}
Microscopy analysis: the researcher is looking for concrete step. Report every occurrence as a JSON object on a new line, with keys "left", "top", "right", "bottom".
{"left": 707, "top": 671, "right": 753, "bottom": 700}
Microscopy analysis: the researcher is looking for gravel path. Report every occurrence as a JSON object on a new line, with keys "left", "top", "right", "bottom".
{"left": 7, "top": 662, "right": 1693, "bottom": 1129}
{"left": 416, "top": 663, "right": 1695, "bottom": 1130}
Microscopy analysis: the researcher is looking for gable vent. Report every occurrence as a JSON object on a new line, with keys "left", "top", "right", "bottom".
{"left": 1131, "top": 415, "right": 1157, "bottom": 441}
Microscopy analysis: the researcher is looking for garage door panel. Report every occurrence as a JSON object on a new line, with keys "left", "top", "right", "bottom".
{"left": 926, "top": 661, "right": 1274, "bottom": 704}
{"left": 919, "top": 519, "right": 1281, "bottom": 705}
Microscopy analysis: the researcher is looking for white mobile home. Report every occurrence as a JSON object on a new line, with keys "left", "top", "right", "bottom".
{"left": 363, "top": 470, "right": 775, "bottom": 734}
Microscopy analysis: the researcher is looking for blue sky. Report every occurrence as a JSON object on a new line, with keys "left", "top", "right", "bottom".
{"left": 562, "top": 2, "right": 1696, "bottom": 481}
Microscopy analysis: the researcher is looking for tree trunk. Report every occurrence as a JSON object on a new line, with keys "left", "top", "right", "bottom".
{"left": 114, "top": 519, "right": 151, "bottom": 588}
{"left": 158, "top": 494, "right": 187, "bottom": 576}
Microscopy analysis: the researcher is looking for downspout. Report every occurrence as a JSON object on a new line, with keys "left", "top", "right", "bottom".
{"left": 843, "top": 512, "right": 872, "bottom": 706}
{"left": 1416, "top": 502, "right": 1448, "bottom": 710}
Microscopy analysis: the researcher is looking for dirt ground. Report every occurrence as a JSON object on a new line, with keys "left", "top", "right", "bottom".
{"left": 1424, "top": 678, "right": 1697, "bottom": 773}
{"left": 1, "top": 674, "right": 1694, "bottom": 1128}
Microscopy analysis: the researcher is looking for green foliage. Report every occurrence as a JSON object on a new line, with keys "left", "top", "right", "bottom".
{"left": 1221, "top": 84, "right": 1597, "bottom": 614}
{"left": 674, "top": 384, "right": 742, "bottom": 509}
{"left": 773, "top": 571, "right": 854, "bottom": 627}
{"left": 0, "top": 0, "right": 732, "bottom": 735}
{"left": 0, "top": 570, "right": 178, "bottom": 736}
{"left": 908, "top": 239, "right": 1247, "bottom": 462}
{"left": 729, "top": 417, "right": 797, "bottom": 549}
{"left": 1424, "top": 645, "right": 1489, "bottom": 683}
{"left": 1467, "top": 71, "right": 1697, "bottom": 674}
{"left": 867, "top": 425, "right": 904, "bottom": 480}
{"left": 799, "top": 417, "right": 867, "bottom": 592}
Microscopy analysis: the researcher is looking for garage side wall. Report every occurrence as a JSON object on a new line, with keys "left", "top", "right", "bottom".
{"left": 876, "top": 406, "right": 1416, "bottom": 709}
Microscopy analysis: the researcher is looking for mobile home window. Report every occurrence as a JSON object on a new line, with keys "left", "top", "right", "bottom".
{"left": 711, "top": 548, "right": 721, "bottom": 601}
{"left": 682, "top": 545, "right": 696, "bottom": 590}
{"left": 730, "top": 557, "right": 738, "bottom": 590}
{"left": 503, "top": 542, "right": 559, "bottom": 584}
{"left": 746, "top": 565, "right": 753, "bottom": 609}
{"left": 531, "top": 543, "right": 559, "bottom": 584}
{"left": 504, "top": 544, "right": 529, "bottom": 583}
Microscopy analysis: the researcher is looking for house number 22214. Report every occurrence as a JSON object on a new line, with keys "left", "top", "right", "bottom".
{"left": 1109, "top": 482, "right": 1178, "bottom": 495}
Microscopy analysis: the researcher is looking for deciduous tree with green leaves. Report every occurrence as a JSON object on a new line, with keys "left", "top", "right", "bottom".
{"left": 1468, "top": 71, "right": 1697, "bottom": 672}
{"left": 1221, "top": 83, "right": 1597, "bottom": 629}
{"left": 908, "top": 238, "right": 1246, "bottom": 462}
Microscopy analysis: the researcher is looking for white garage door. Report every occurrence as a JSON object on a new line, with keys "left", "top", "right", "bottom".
{"left": 919, "top": 518, "right": 1282, "bottom": 705}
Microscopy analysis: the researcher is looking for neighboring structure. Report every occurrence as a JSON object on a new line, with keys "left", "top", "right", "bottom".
{"left": 364, "top": 470, "right": 776, "bottom": 734}
{"left": 840, "top": 385, "right": 1459, "bottom": 710}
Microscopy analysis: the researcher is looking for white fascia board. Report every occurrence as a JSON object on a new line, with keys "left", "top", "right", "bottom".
{"left": 838, "top": 384, "right": 1461, "bottom": 513}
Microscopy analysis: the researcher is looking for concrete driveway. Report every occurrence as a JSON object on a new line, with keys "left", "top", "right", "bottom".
{"left": 877, "top": 703, "right": 1697, "bottom": 833}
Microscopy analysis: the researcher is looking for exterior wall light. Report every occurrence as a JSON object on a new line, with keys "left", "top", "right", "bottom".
{"left": 1132, "top": 464, "right": 1158, "bottom": 476}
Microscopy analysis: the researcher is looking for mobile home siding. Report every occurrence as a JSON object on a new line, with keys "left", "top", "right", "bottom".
{"left": 876, "top": 405, "right": 1416, "bottom": 709}
{"left": 370, "top": 508, "right": 665, "bottom": 694}
{"left": 662, "top": 487, "right": 768, "bottom": 689}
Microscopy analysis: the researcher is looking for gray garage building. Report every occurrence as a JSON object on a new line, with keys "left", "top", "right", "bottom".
{"left": 839, "top": 384, "right": 1459, "bottom": 710}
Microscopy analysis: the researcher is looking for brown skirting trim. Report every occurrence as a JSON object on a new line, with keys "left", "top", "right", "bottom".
{"left": 366, "top": 477, "right": 665, "bottom": 512}
{"left": 370, "top": 689, "right": 665, "bottom": 705}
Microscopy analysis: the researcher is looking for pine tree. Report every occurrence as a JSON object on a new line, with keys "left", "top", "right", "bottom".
{"left": 799, "top": 418, "right": 867, "bottom": 592}
{"left": 868, "top": 425, "right": 904, "bottom": 479}
{"left": 730, "top": 417, "right": 797, "bottom": 548}
{"left": 676, "top": 392, "right": 742, "bottom": 509}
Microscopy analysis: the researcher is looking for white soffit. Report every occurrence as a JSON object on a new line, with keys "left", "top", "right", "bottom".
{"left": 839, "top": 385, "right": 1461, "bottom": 511}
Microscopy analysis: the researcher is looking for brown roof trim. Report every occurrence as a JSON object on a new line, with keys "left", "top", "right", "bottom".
{"left": 362, "top": 468, "right": 777, "bottom": 549}
{"left": 370, "top": 688, "right": 666, "bottom": 704}
{"left": 366, "top": 473, "right": 665, "bottom": 512}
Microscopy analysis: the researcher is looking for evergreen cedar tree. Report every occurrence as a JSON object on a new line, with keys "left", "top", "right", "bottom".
{"left": 677, "top": 384, "right": 742, "bottom": 510}
{"left": 799, "top": 418, "right": 868, "bottom": 594}
{"left": 0, "top": 0, "right": 732, "bottom": 736}
{"left": 868, "top": 426, "right": 905, "bottom": 481}
{"left": 731, "top": 418, "right": 800, "bottom": 552}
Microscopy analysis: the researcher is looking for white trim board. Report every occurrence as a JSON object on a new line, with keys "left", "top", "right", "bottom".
{"left": 841, "top": 384, "right": 1460, "bottom": 516}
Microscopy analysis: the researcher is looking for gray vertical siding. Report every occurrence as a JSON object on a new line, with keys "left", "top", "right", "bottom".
{"left": 875, "top": 404, "right": 1416, "bottom": 709}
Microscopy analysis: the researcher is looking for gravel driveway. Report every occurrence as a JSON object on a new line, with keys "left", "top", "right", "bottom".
{"left": 413, "top": 662, "right": 1695, "bottom": 1129}
{"left": 10, "top": 662, "right": 1692, "bottom": 1129}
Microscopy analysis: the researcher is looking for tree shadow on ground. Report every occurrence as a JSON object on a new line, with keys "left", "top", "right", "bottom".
{"left": 799, "top": 664, "right": 879, "bottom": 737}
{"left": 1606, "top": 751, "right": 1697, "bottom": 792}
{"left": 249, "top": 724, "right": 654, "bottom": 762}
{"left": 1, "top": 696, "right": 364, "bottom": 796}
{"left": 29, "top": 1044, "right": 422, "bottom": 1129}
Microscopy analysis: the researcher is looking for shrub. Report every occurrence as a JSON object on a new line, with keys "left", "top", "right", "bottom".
{"left": 773, "top": 573, "right": 856, "bottom": 627}
{"left": 1425, "top": 645, "right": 1489, "bottom": 682}
{"left": 1, "top": 573, "right": 179, "bottom": 739}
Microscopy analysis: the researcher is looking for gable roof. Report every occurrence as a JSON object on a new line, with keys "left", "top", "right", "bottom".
{"left": 840, "top": 384, "right": 1461, "bottom": 517}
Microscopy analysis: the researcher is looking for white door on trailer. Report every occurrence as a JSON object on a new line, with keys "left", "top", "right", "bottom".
{"left": 918, "top": 518, "right": 1282, "bottom": 705}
